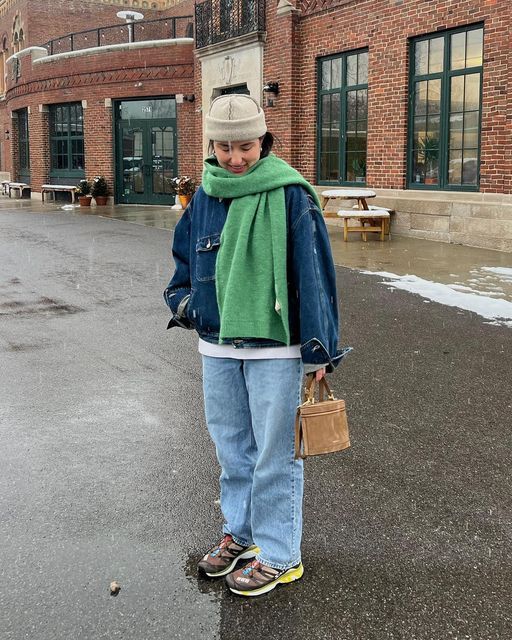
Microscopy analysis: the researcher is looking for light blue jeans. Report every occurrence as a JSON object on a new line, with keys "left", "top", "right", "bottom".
{"left": 202, "top": 355, "right": 304, "bottom": 570}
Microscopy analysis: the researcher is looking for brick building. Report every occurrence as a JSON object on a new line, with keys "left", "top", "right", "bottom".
{"left": 0, "top": 0, "right": 196, "bottom": 205}
{"left": 1, "top": 0, "right": 511, "bottom": 250}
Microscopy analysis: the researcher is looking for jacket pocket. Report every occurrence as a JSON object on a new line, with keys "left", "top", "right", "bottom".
{"left": 196, "top": 233, "right": 221, "bottom": 282}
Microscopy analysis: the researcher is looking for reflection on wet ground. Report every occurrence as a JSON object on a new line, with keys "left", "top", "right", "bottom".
{"left": 3, "top": 197, "right": 512, "bottom": 319}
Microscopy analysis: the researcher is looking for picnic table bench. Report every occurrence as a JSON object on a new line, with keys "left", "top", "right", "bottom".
{"left": 1, "top": 180, "right": 11, "bottom": 195}
{"left": 41, "top": 184, "right": 77, "bottom": 203}
{"left": 8, "top": 182, "right": 31, "bottom": 198}
{"left": 337, "top": 210, "right": 390, "bottom": 242}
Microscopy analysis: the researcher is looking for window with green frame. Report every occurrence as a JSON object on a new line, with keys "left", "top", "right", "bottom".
{"left": 17, "top": 108, "right": 30, "bottom": 181}
{"left": 49, "top": 103, "right": 85, "bottom": 177}
{"left": 317, "top": 49, "right": 368, "bottom": 185}
{"left": 408, "top": 24, "right": 483, "bottom": 190}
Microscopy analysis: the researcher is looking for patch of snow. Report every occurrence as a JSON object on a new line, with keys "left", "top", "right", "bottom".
{"left": 481, "top": 266, "right": 512, "bottom": 282}
{"left": 360, "top": 270, "right": 512, "bottom": 328}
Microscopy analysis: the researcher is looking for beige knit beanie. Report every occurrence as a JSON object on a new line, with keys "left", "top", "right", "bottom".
{"left": 205, "top": 94, "right": 267, "bottom": 142}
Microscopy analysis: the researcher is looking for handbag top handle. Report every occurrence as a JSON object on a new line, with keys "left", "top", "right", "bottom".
{"left": 304, "top": 375, "right": 336, "bottom": 404}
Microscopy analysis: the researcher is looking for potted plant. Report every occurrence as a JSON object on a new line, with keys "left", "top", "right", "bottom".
{"left": 91, "top": 176, "right": 109, "bottom": 206}
{"left": 351, "top": 157, "right": 366, "bottom": 183}
{"left": 173, "top": 175, "right": 196, "bottom": 208}
{"left": 75, "top": 179, "right": 92, "bottom": 206}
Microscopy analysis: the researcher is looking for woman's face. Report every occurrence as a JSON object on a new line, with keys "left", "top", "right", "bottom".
{"left": 213, "top": 138, "right": 262, "bottom": 174}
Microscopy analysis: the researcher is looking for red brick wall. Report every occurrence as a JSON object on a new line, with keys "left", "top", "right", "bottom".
{"left": 263, "top": 5, "right": 301, "bottom": 167}
{"left": 0, "top": 106, "right": 12, "bottom": 174}
{"left": 289, "top": 0, "right": 511, "bottom": 193}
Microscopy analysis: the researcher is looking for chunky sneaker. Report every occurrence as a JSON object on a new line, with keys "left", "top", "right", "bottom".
{"left": 225, "top": 559, "right": 304, "bottom": 596}
{"left": 198, "top": 535, "right": 260, "bottom": 578}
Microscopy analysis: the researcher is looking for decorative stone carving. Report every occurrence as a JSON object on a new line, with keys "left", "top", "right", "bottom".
{"left": 298, "top": 0, "right": 352, "bottom": 17}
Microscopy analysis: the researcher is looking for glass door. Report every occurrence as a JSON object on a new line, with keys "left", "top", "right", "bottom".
{"left": 115, "top": 99, "right": 177, "bottom": 205}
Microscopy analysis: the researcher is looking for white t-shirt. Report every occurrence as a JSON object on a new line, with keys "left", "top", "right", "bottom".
{"left": 198, "top": 338, "right": 301, "bottom": 360}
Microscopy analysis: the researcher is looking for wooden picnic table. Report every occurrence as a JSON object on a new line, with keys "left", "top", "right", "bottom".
{"left": 320, "top": 188, "right": 377, "bottom": 216}
{"left": 320, "top": 188, "right": 390, "bottom": 241}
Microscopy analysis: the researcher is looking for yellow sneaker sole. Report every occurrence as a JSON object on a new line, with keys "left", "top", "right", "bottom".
{"left": 228, "top": 562, "right": 304, "bottom": 597}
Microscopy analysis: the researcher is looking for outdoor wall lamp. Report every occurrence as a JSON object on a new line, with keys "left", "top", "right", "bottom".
{"left": 263, "top": 82, "right": 279, "bottom": 95}
{"left": 4, "top": 130, "right": 9, "bottom": 140}
{"left": 263, "top": 82, "right": 279, "bottom": 107}
{"left": 183, "top": 94, "right": 195, "bottom": 102}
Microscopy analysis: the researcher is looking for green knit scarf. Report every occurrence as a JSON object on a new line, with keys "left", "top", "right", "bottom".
{"left": 202, "top": 154, "right": 321, "bottom": 345}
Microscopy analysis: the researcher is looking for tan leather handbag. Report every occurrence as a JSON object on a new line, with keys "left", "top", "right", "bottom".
{"left": 295, "top": 375, "right": 350, "bottom": 459}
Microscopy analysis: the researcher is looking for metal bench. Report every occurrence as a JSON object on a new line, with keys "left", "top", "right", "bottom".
{"left": 337, "top": 209, "right": 390, "bottom": 242}
{"left": 8, "top": 182, "right": 31, "bottom": 198}
{"left": 41, "top": 184, "right": 77, "bottom": 203}
{"left": 1, "top": 180, "right": 11, "bottom": 195}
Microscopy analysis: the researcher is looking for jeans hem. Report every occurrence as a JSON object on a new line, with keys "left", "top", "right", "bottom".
{"left": 256, "top": 554, "right": 301, "bottom": 571}
{"left": 223, "top": 527, "right": 252, "bottom": 548}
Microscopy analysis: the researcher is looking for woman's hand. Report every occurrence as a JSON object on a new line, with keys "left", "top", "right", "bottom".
{"left": 315, "top": 367, "right": 326, "bottom": 381}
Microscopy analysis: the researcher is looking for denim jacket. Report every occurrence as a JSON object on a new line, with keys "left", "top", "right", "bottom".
{"left": 164, "top": 184, "right": 350, "bottom": 372}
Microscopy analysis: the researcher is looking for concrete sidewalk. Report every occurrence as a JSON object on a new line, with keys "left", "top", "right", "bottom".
{"left": 1, "top": 199, "right": 511, "bottom": 639}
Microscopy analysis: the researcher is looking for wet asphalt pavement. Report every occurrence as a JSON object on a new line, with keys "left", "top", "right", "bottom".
{"left": 1, "top": 206, "right": 511, "bottom": 640}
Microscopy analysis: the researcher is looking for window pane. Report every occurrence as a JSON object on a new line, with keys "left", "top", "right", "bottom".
{"left": 427, "top": 79, "right": 441, "bottom": 114}
{"left": 464, "top": 73, "right": 480, "bottom": 111}
{"left": 346, "top": 126, "right": 358, "bottom": 151}
{"left": 418, "top": 130, "right": 439, "bottom": 184}
{"left": 412, "top": 150, "right": 427, "bottom": 184}
{"left": 463, "top": 128, "right": 478, "bottom": 149}
{"left": 466, "top": 28, "right": 483, "bottom": 68}
{"left": 321, "top": 93, "right": 331, "bottom": 122}
{"left": 346, "top": 55, "right": 357, "bottom": 85}
{"left": 427, "top": 114, "right": 440, "bottom": 139}
{"left": 415, "top": 40, "right": 428, "bottom": 75}
{"left": 428, "top": 37, "right": 444, "bottom": 73}
{"left": 347, "top": 91, "right": 357, "bottom": 121}
{"left": 415, "top": 81, "right": 428, "bottom": 116}
{"left": 450, "top": 75, "right": 464, "bottom": 112}
{"left": 358, "top": 51, "right": 368, "bottom": 84}
{"left": 451, "top": 32, "right": 466, "bottom": 70}
{"left": 329, "top": 153, "right": 338, "bottom": 180}
{"left": 464, "top": 111, "right": 479, "bottom": 142}
{"left": 449, "top": 114, "right": 463, "bottom": 149}
{"left": 462, "top": 154, "right": 478, "bottom": 184}
{"left": 414, "top": 117, "right": 427, "bottom": 145}
{"left": 331, "top": 92, "right": 340, "bottom": 126}
{"left": 321, "top": 60, "right": 331, "bottom": 90}
{"left": 448, "top": 150, "right": 462, "bottom": 184}
{"left": 321, "top": 94, "right": 331, "bottom": 150}
{"left": 330, "top": 96, "right": 340, "bottom": 152}
{"left": 76, "top": 106, "right": 84, "bottom": 134}
{"left": 331, "top": 58, "right": 341, "bottom": 89}
{"left": 357, "top": 89, "right": 368, "bottom": 119}
{"left": 72, "top": 139, "right": 84, "bottom": 169}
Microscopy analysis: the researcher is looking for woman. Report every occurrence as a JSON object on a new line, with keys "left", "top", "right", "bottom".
{"left": 164, "top": 94, "right": 348, "bottom": 597}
